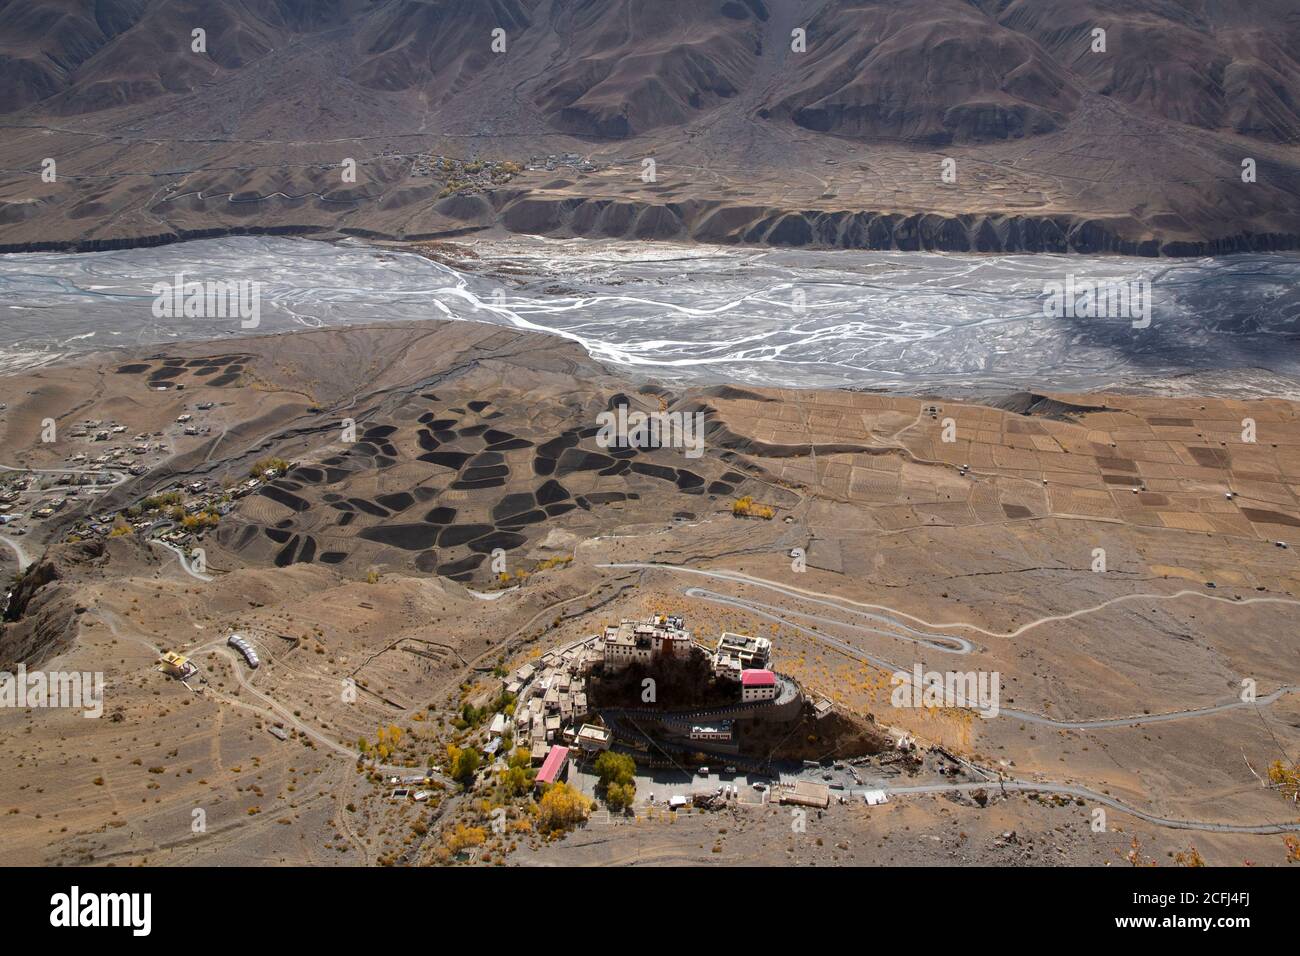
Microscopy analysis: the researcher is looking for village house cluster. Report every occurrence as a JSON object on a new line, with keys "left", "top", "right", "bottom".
{"left": 474, "top": 615, "right": 802, "bottom": 790}
{"left": 525, "top": 152, "right": 597, "bottom": 172}
{"left": 0, "top": 473, "right": 33, "bottom": 527}
{"left": 401, "top": 153, "right": 526, "bottom": 194}
{"left": 1, "top": 402, "right": 224, "bottom": 541}
{"left": 0, "top": 418, "right": 141, "bottom": 534}
{"left": 116, "top": 458, "right": 286, "bottom": 552}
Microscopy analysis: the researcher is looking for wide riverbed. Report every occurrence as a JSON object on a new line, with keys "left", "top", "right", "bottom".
{"left": 2, "top": 235, "right": 1297, "bottom": 395}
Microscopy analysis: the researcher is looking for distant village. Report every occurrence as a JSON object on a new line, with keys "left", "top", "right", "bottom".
{"left": 370, "top": 149, "right": 599, "bottom": 196}
{"left": 0, "top": 399, "right": 276, "bottom": 557}
{"left": 524, "top": 153, "right": 598, "bottom": 173}
{"left": 373, "top": 149, "right": 600, "bottom": 202}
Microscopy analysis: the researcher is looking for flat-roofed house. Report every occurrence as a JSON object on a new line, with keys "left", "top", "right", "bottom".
{"left": 575, "top": 724, "right": 611, "bottom": 751}
{"left": 578, "top": 646, "right": 602, "bottom": 674}
{"left": 714, "top": 632, "right": 772, "bottom": 680}
{"left": 645, "top": 614, "right": 693, "bottom": 660}
{"left": 602, "top": 622, "right": 654, "bottom": 669}
{"left": 602, "top": 615, "right": 694, "bottom": 670}
{"left": 780, "top": 780, "right": 831, "bottom": 809}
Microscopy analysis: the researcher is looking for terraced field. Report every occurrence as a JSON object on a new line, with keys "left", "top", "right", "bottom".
{"left": 214, "top": 388, "right": 755, "bottom": 582}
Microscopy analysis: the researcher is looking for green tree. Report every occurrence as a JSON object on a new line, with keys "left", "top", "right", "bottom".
{"left": 594, "top": 751, "right": 635, "bottom": 788}
{"left": 498, "top": 747, "right": 535, "bottom": 797}
{"left": 593, "top": 751, "right": 636, "bottom": 809}
{"left": 605, "top": 781, "right": 635, "bottom": 812}
{"left": 447, "top": 744, "right": 480, "bottom": 786}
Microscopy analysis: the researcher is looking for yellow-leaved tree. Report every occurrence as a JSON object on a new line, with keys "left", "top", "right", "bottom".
{"left": 538, "top": 782, "right": 591, "bottom": 835}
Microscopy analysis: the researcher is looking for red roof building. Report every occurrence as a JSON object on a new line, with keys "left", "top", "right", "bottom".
{"left": 741, "top": 668, "right": 778, "bottom": 703}
{"left": 535, "top": 745, "right": 570, "bottom": 788}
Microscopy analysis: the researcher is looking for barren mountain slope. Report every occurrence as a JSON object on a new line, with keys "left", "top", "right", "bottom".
{"left": 0, "top": 0, "right": 1298, "bottom": 253}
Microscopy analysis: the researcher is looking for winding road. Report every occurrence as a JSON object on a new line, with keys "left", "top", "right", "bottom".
{"left": 0, "top": 532, "right": 30, "bottom": 569}
{"left": 150, "top": 539, "right": 214, "bottom": 582}
{"left": 868, "top": 779, "right": 1300, "bottom": 835}
{"left": 602, "top": 561, "right": 1300, "bottom": 729}
{"left": 603, "top": 561, "right": 1300, "bottom": 641}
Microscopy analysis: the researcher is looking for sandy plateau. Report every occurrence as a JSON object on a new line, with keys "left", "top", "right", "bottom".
{"left": 1, "top": 319, "right": 1298, "bottom": 867}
